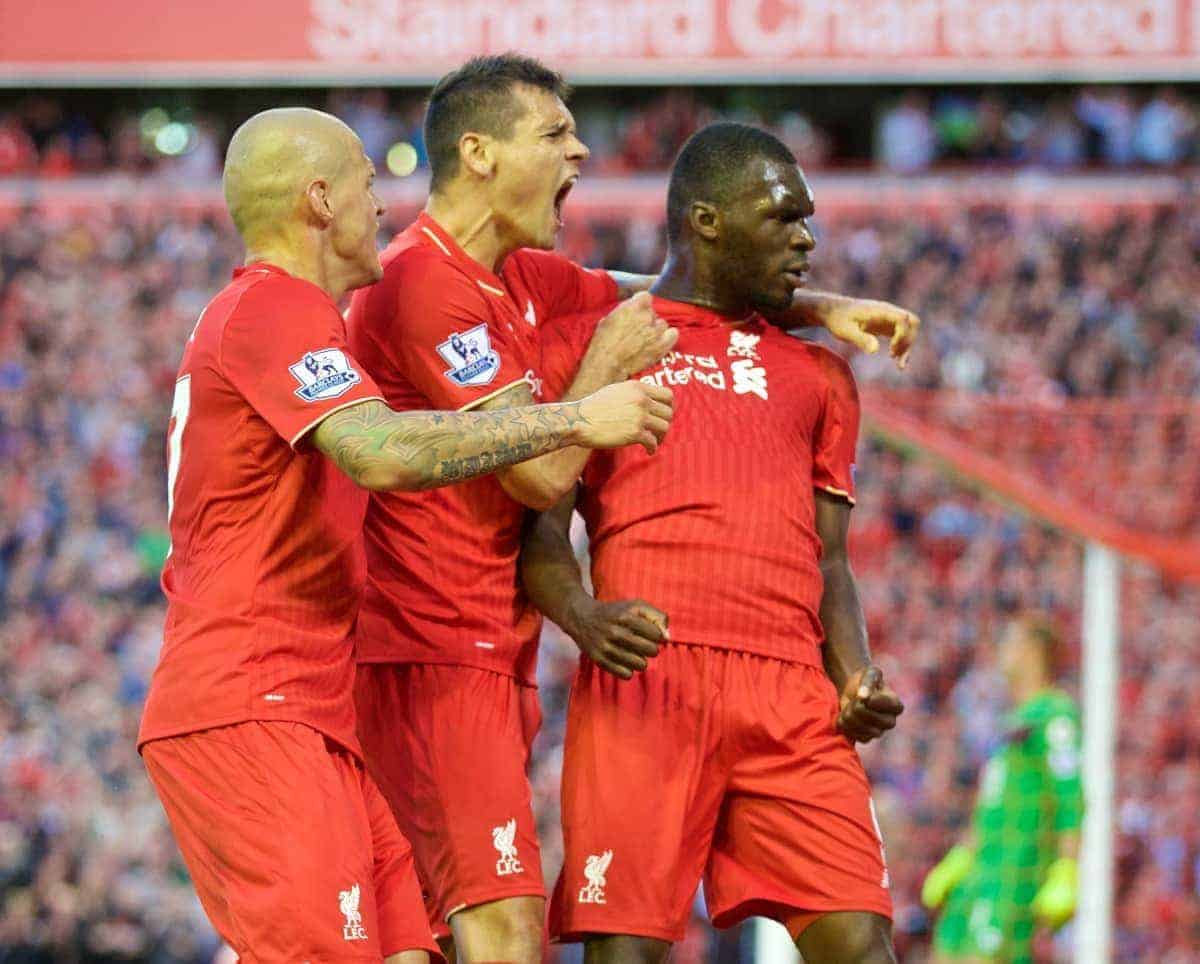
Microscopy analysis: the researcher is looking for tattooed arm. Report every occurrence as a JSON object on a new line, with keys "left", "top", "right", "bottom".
{"left": 479, "top": 293, "right": 677, "bottom": 511}
{"left": 310, "top": 381, "right": 674, "bottom": 492}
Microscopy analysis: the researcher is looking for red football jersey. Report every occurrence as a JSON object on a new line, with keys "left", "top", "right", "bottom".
{"left": 539, "top": 296, "right": 860, "bottom": 666}
{"left": 138, "top": 263, "right": 384, "bottom": 756}
{"left": 345, "top": 213, "right": 617, "bottom": 682}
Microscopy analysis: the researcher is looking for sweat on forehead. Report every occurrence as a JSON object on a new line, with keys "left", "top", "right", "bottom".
{"left": 665, "top": 122, "right": 800, "bottom": 241}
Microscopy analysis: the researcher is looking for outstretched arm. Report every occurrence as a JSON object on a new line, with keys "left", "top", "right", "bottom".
{"left": 816, "top": 491, "right": 903, "bottom": 742}
{"left": 312, "top": 381, "right": 672, "bottom": 492}
{"left": 609, "top": 270, "right": 920, "bottom": 367}
{"left": 774, "top": 289, "right": 921, "bottom": 369}
{"left": 520, "top": 490, "right": 666, "bottom": 679}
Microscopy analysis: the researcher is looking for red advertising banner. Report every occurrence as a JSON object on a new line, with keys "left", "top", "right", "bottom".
{"left": 2, "top": 0, "right": 1199, "bottom": 85}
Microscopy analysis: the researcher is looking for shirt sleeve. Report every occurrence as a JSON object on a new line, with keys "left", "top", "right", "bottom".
{"left": 537, "top": 311, "right": 603, "bottom": 402}
{"left": 1044, "top": 711, "right": 1084, "bottom": 833}
{"left": 812, "top": 348, "right": 861, "bottom": 504}
{"left": 506, "top": 249, "right": 619, "bottom": 321}
{"left": 353, "top": 256, "right": 533, "bottom": 411}
{"left": 219, "top": 276, "right": 383, "bottom": 447}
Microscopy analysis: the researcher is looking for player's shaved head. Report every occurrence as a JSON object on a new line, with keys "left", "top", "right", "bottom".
{"left": 223, "top": 107, "right": 360, "bottom": 243}
{"left": 666, "top": 123, "right": 800, "bottom": 245}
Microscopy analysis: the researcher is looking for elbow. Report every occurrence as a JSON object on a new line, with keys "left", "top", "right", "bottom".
{"left": 349, "top": 463, "right": 420, "bottom": 492}
{"left": 500, "top": 471, "right": 574, "bottom": 512}
{"left": 521, "top": 487, "right": 566, "bottom": 513}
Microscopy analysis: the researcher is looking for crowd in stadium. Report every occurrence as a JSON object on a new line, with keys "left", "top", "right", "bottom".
{"left": 0, "top": 170, "right": 1196, "bottom": 961}
{"left": 1, "top": 84, "right": 1198, "bottom": 178}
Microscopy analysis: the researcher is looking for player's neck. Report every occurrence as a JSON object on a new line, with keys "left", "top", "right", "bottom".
{"left": 1010, "top": 672, "right": 1051, "bottom": 706}
{"left": 242, "top": 243, "right": 349, "bottom": 303}
{"left": 652, "top": 257, "right": 753, "bottom": 320}
{"left": 425, "top": 192, "right": 513, "bottom": 274}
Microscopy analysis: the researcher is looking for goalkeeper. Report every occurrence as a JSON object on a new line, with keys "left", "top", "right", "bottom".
{"left": 922, "top": 615, "right": 1083, "bottom": 963}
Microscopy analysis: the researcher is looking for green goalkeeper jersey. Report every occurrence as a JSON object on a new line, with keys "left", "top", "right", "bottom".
{"left": 935, "top": 688, "right": 1083, "bottom": 961}
{"left": 973, "top": 688, "right": 1083, "bottom": 873}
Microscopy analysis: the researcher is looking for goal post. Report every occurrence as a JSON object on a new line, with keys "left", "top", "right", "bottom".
{"left": 850, "top": 387, "right": 1199, "bottom": 964}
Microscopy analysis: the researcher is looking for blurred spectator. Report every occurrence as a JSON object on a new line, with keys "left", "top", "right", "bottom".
{"left": 1134, "top": 87, "right": 1197, "bottom": 167}
{"left": 1029, "top": 98, "right": 1086, "bottom": 169}
{"left": 332, "top": 88, "right": 400, "bottom": 167}
{"left": 1076, "top": 87, "right": 1138, "bottom": 166}
{"left": 877, "top": 92, "right": 937, "bottom": 173}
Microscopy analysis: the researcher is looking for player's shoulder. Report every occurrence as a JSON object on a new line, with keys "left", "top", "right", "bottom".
{"left": 358, "top": 235, "right": 488, "bottom": 334}
{"left": 540, "top": 304, "right": 609, "bottom": 345}
{"left": 778, "top": 335, "right": 859, "bottom": 399}
{"left": 506, "top": 247, "right": 575, "bottom": 274}
{"left": 205, "top": 268, "right": 328, "bottom": 346}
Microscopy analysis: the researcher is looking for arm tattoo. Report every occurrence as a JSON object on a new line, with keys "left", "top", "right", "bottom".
{"left": 312, "top": 399, "right": 590, "bottom": 490}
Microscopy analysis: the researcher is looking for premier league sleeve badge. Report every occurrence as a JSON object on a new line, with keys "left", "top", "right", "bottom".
{"left": 436, "top": 323, "right": 501, "bottom": 387}
{"left": 288, "top": 348, "right": 362, "bottom": 402}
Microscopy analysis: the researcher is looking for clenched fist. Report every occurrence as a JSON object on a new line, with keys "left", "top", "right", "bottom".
{"left": 565, "top": 596, "right": 669, "bottom": 679}
{"left": 586, "top": 291, "right": 678, "bottom": 378}
{"left": 837, "top": 664, "right": 904, "bottom": 743}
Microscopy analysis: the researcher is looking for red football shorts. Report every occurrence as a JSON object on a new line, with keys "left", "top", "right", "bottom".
{"left": 549, "top": 645, "right": 892, "bottom": 944}
{"left": 142, "top": 720, "right": 440, "bottom": 962}
{"left": 354, "top": 663, "right": 546, "bottom": 939}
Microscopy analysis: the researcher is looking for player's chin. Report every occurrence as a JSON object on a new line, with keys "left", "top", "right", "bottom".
{"left": 359, "top": 257, "right": 384, "bottom": 286}
{"left": 757, "top": 286, "right": 796, "bottom": 313}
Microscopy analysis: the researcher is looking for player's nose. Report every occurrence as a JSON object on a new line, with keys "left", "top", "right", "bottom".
{"left": 567, "top": 134, "right": 590, "bottom": 163}
{"left": 792, "top": 221, "right": 816, "bottom": 252}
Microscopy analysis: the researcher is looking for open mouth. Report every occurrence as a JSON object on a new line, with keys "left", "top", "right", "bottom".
{"left": 553, "top": 175, "right": 577, "bottom": 227}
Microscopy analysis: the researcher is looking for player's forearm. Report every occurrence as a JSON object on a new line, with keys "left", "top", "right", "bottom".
{"left": 606, "top": 271, "right": 656, "bottom": 299}
{"left": 775, "top": 288, "right": 855, "bottom": 330}
{"left": 313, "top": 399, "right": 590, "bottom": 492}
{"left": 1057, "top": 831, "right": 1080, "bottom": 861}
{"left": 507, "top": 344, "right": 634, "bottom": 505}
{"left": 503, "top": 325, "right": 656, "bottom": 509}
{"left": 819, "top": 556, "right": 872, "bottom": 692}
{"left": 520, "top": 500, "right": 592, "bottom": 631}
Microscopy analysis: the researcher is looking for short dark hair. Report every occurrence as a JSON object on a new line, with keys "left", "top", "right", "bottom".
{"left": 665, "top": 122, "right": 798, "bottom": 244}
{"left": 424, "top": 54, "right": 571, "bottom": 190}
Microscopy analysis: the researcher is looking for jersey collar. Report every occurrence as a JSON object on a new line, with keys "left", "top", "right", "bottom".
{"left": 232, "top": 262, "right": 337, "bottom": 307}
{"left": 415, "top": 212, "right": 510, "bottom": 298}
{"left": 650, "top": 295, "right": 764, "bottom": 331}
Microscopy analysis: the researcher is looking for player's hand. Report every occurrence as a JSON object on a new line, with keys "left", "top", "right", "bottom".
{"left": 564, "top": 596, "right": 668, "bottom": 680}
{"left": 587, "top": 291, "right": 678, "bottom": 377}
{"left": 921, "top": 844, "right": 974, "bottom": 910}
{"left": 837, "top": 665, "right": 904, "bottom": 743}
{"left": 575, "top": 381, "right": 674, "bottom": 454}
{"left": 821, "top": 297, "right": 920, "bottom": 370}
{"left": 1032, "top": 857, "right": 1078, "bottom": 929}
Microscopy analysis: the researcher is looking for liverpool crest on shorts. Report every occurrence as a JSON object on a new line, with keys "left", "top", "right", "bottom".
{"left": 492, "top": 818, "right": 523, "bottom": 876}
{"left": 438, "top": 323, "right": 501, "bottom": 387}
{"left": 289, "top": 348, "right": 361, "bottom": 402}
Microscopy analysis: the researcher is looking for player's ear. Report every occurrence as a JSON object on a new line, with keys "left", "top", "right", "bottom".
{"left": 306, "top": 178, "right": 335, "bottom": 226}
{"left": 689, "top": 202, "right": 720, "bottom": 242}
{"left": 459, "top": 132, "right": 495, "bottom": 179}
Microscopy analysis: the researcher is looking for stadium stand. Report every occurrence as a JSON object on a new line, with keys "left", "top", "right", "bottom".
{"left": 0, "top": 85, "right": 1197, "bottom": 179}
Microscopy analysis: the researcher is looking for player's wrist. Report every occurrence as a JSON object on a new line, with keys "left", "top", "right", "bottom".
{"left": 577, "top": 345, "right": 625, "bottom": 387}
{"left": 561, "top": 589, "right": 599, "bottom": 640}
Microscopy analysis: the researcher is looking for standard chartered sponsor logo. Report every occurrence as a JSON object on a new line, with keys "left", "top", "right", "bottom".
{"left": 639, "top": 351, "right": 727, "bottom": 391}
{"left": 637, "top": 331, "right": 771, "bottom": 398}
